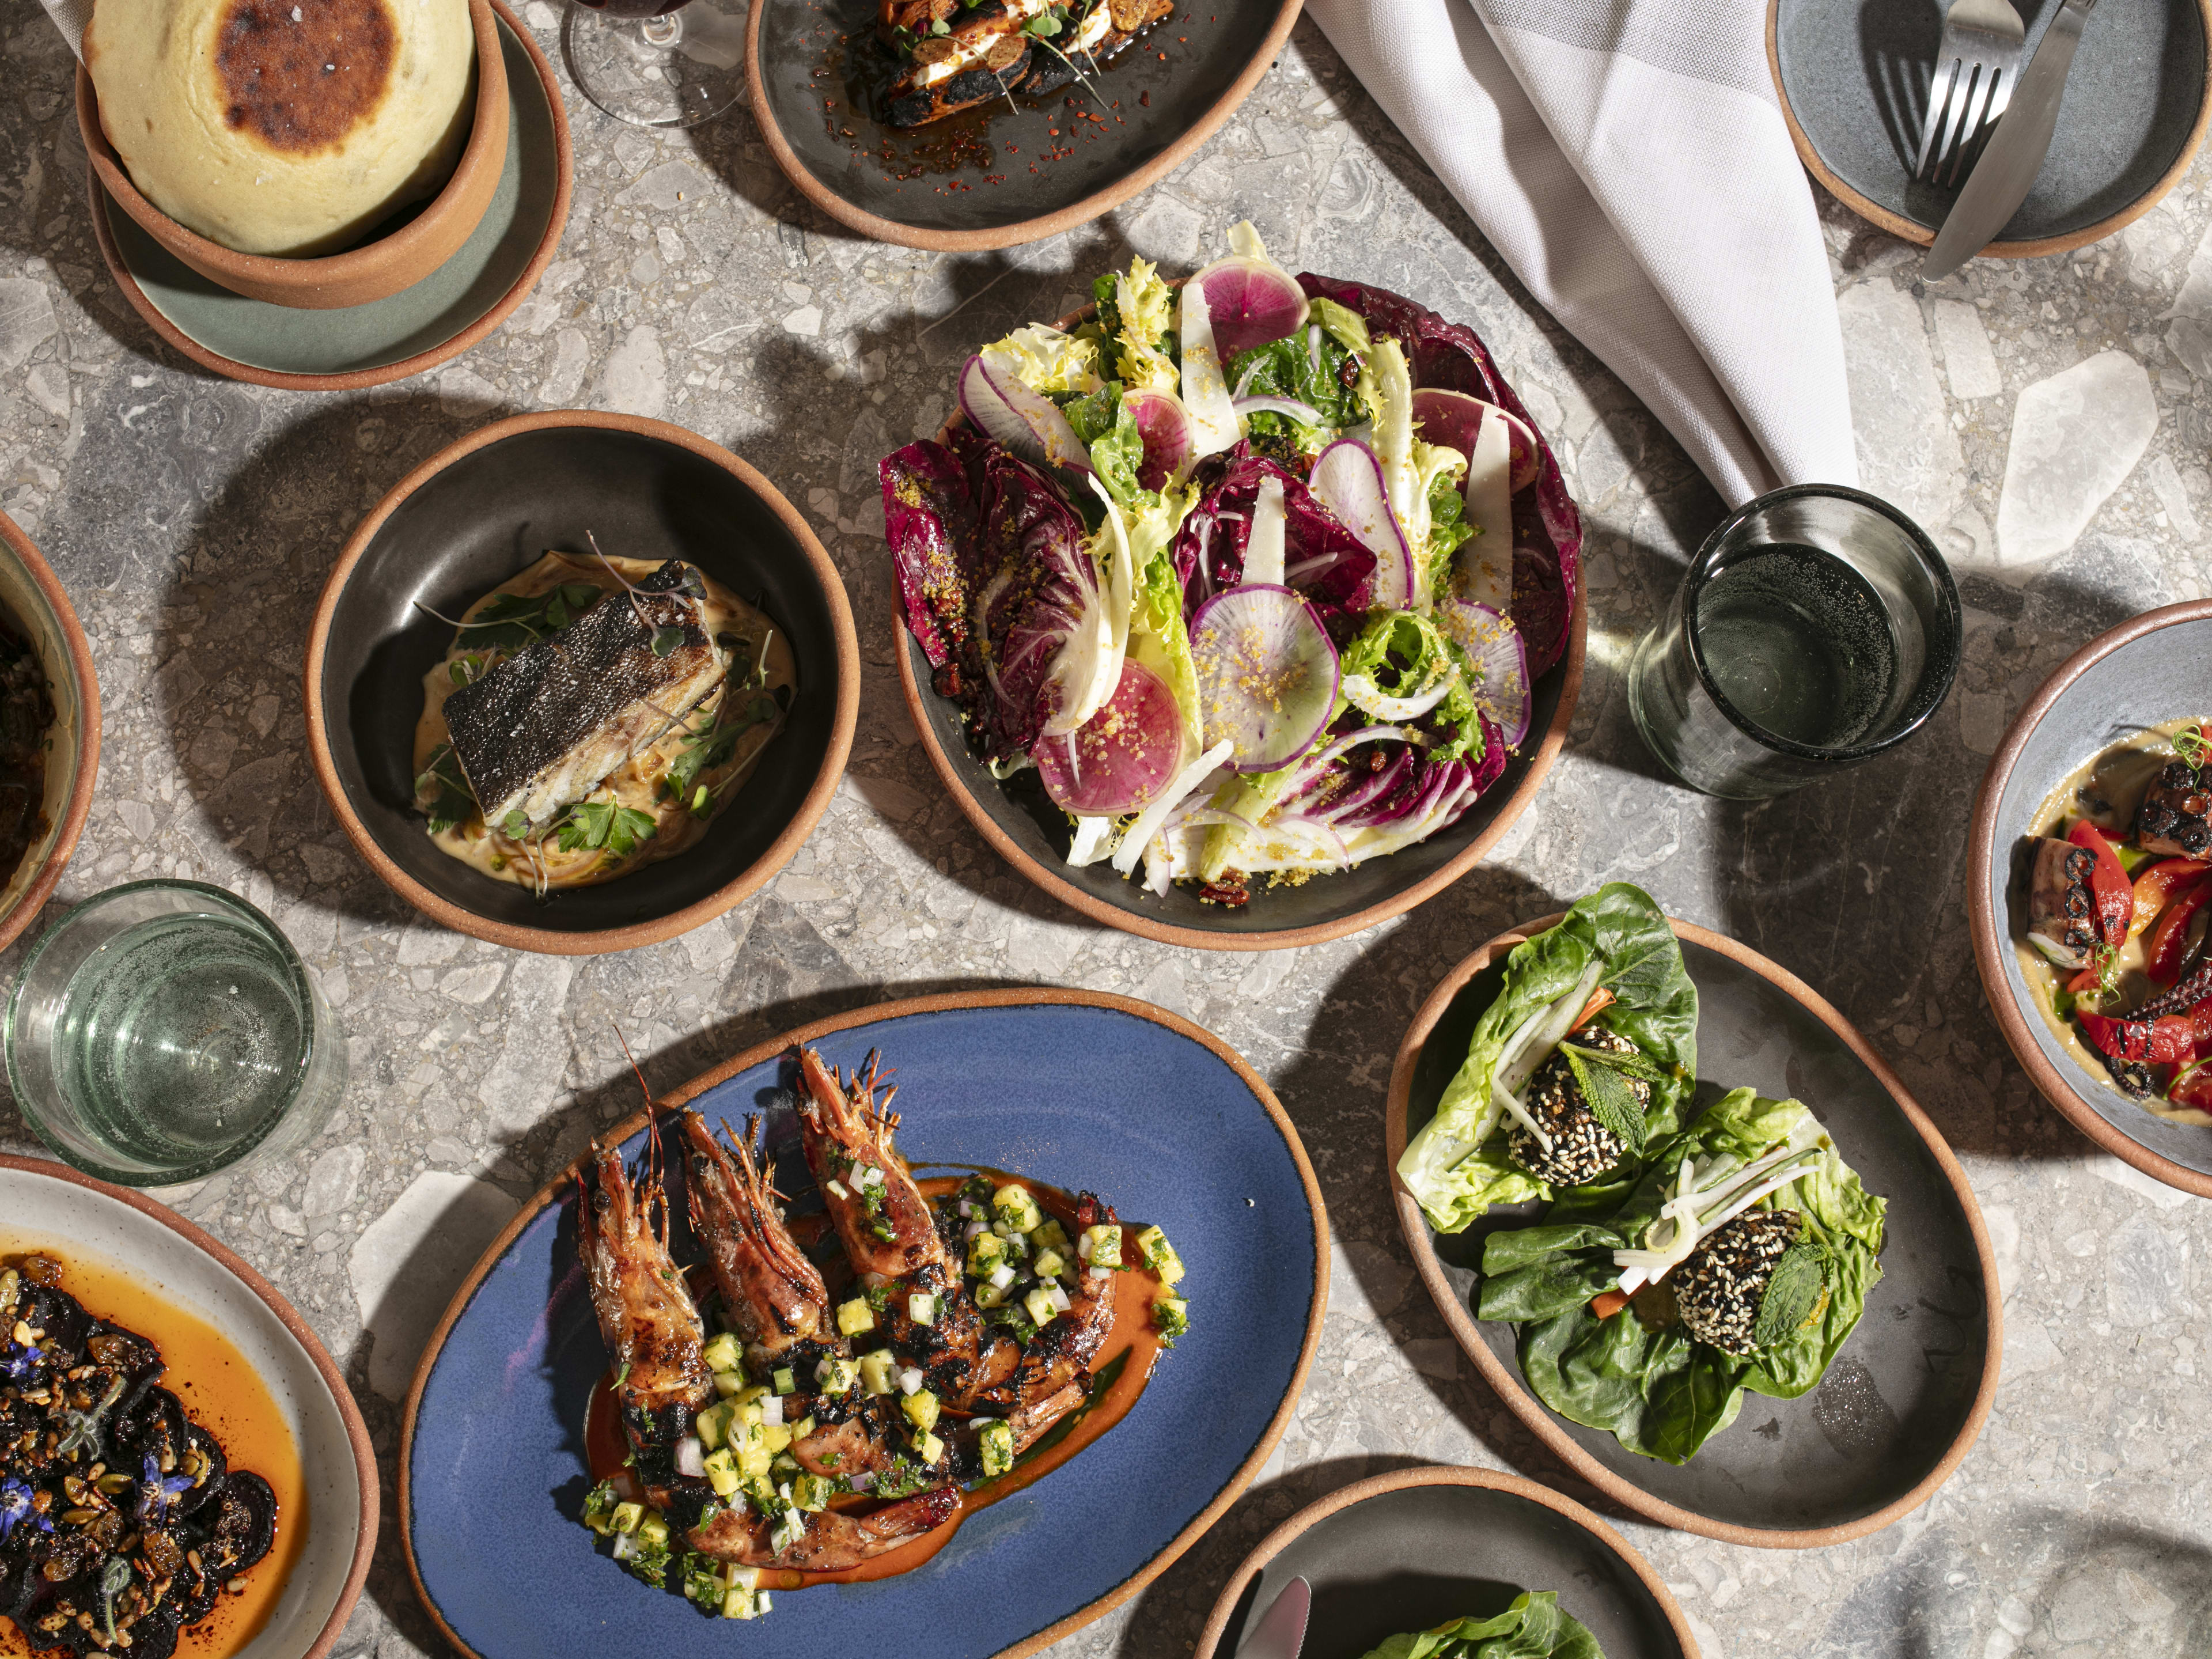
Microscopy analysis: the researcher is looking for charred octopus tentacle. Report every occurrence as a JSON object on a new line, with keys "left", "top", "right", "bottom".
{"left": 2027, "top": 837, "right": 2102, "bottom": 967}
{"left": 2136, "top": 761, "right": 2212, "bottom": 859}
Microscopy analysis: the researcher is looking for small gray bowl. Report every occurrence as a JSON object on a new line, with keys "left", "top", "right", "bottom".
{"left": 1969, "top": 600, "right": 2212, "bottom": 1196}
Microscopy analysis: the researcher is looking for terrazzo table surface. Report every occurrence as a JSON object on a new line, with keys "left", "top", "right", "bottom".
{"left": 4, "top": 9, "right": 2211, "bottom": 1656}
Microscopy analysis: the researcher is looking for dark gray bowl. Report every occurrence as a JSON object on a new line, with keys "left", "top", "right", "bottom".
{"left": 745, "top": 0, "right": 1300, "bottom": 249}
{"left": 305, "top": 413, "right": 858, "bottom": 955}
{"left": 1969, "top": 600, "right": 2212, "bottom": 1196}
{"left": 1771, "top": 0, "right": 2210, "bottom": 250}
{"left": 1196, "top": 1467, "right": 1696, "bottom": 1659}
{"left": 1386, "top": 916, "right": 2001, "bottom": 1546}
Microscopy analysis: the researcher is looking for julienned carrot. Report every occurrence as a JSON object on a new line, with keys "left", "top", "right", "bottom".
{"left": 1590, "top": 1289, "right": 1631, "bottom": 1320}
{"left": 1568, "top": 987, "right": 1616, "bottom": 1033}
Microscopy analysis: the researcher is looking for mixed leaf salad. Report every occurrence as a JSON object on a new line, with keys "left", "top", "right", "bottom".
{"left": 1400, "top": 885, "right": 1888, "bottom": 1464}
{"left": 1357, "top": 1594, "right": 1604, "bottom": 1659}
{"left": 880, "top": 224, "right": 1582, "bottom": 903}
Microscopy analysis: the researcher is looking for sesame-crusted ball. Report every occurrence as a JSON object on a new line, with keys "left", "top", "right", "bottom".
{"left": 1506, "top": 1025, "right": 1648, "bottom": 1187}
{"left": 1673, "top": 1209, "right": 1801, "bottom": 1356}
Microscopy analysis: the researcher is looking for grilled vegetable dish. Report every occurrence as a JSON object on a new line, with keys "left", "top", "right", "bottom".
{"left": 1, "top": 1256, "right": 279, "bottom": 1659}
{"left": 874, "top": 0, "right": 1175, "bottom": 128}
{"left": 574, "top": 1046, "right": 1187, "bottom": 1622}
{"left": 2015, "top": 719, "right": 2212, "bottom": 1122}
{"left": 1402, "top": 885, "right": 1887, "bottom": 1465}
{"left": 881, "top": 225, "right": 1581, "bottom": 904}
{"left": 412, "top": 551, "right": 794, "bottom": 894}
{"left": 1358, "top": 1594, "right": 1605, "bottom": 1659}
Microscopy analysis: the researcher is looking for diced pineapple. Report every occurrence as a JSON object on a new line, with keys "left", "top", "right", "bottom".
{"left": 1033, "top": 1248, "right": 1068, "bottom": 1280}
{"left": 1023, "top": 1286, "right": 1057, "bottom": 1326}
{"left": 915, "top": 1430, "right": 945, "bottom": 1465}
{"left": 817, "top": 1357, "right": 859, "bottom": 1396}
{"left": 1033, "top": 1217, "right": 1071, "bottom": 1253}
{"left": 609, "top": 1501, "right": 643, "bottom": 1535}
{"left": 966, "top": 1232, "right": 1007, "bottom": 1278}
{"left": 836, "top": 1297, "right": 876, "bottom": 1338}
{"left": 974, "top": 1281, "right": 1008, "bottom": 1309}
{"left": 702, "top": 1448, "right": 741, "bottom": 1498}
{"left": 993, "top": 1184, "right": 1044, "bottom": 1232}
{"left": 859, "top": 1349, "right": 898, "bottom": 1396}
{"left": 792, "top": 1473, "right": 834, "bottom": 1512}
{"left": 702, "top": 1332, "right": 742, "bottom": 1375}
{"left": 979, "top": 1419, "right": 1014, "bottom": 1478}
{"left": 1079, "top": 1224, "right": 1122, "bottom": 1268}
{"left": 902, "top": 1389, "right": 940, "bottom": 1434}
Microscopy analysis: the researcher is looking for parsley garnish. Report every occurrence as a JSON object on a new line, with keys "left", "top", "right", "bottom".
{"left": 554, "top": 802, "right": 659, "bottom": 860}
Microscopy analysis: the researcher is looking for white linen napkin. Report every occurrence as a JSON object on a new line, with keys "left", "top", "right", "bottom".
{"left": 37, "top": 0, "right": 92, "bottom": 58}
{"left": 1305, "top": 0, "right": 1858, "bottom": 507}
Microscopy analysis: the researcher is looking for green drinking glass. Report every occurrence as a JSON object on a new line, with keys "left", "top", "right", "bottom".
{"left": 5, "top": 880, "right": 346, "bottom": 1187}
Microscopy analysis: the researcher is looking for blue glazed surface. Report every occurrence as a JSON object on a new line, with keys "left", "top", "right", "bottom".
{"left": 406, "top": 1000, "right": 1320, "bottom": 1658}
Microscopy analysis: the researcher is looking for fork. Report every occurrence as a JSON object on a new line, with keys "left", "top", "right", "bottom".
{"left": 1912, "top": 0, "right": 2027, "bottom": 187}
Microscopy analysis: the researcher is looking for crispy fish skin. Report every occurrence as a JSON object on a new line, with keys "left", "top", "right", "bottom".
{"left": 444, "top": 560, "right": 723, "bottom": 831}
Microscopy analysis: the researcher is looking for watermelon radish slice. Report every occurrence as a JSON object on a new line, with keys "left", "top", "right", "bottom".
{"left": 1440, "top": 597, "right": 1531, "bottom": 748}
{"left": 1124, "top": 388, "right": 1195, "bottom": 490}
{"left": 1410, "top": 389, "right": 1541, "bottom": 492}
{"left": 1307, "top": 439, "right": 1415, "bottom": 611}
{"left": 1190, "top": 585, "right": 1341, "bottom": 774}
{"left": 960, "top": 351, "right": 1093, "bottom": 477}
{"left": 1033, "top": 658, "right": 1187, "bottom": 816}
{"left": 1192, "top": 226, "right": 1309, "bottom": 358}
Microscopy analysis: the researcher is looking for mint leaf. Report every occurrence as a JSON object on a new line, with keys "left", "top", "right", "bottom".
{"left": 1560, "top": 1045, "right": 1647, "bottom": 1157}
{"left": 1749, "top": 1234, "right": 1830, "bottom": 1350}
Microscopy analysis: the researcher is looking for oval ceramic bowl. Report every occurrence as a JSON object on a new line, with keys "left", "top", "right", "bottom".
{"left": 0, "top": 1154, "right": 376, "bottom": 1659}
{"left": 88, "top": 1, "right": 570, "bottom": 392}
{"left": 400, "top": 990, "right": 1328, "bottom": 1659}
{"left": 1968, "top": 600, "right": 2212, "bottom": 1197}
{"left": 1196, "top": 1465, "right": 1699, "bottom": 1659}
{"left": 304, "top": 412, "right": 859, "bottom": 955}
{"left": 1769, "top": 0, "right": 2211, "bottom": 256}
{"left": 1385, "top": 914, "right": 2001, "bottom": 1547}
{"left": 0, "top": 512, "right": 99, "bottom": 955}
{"left": 79, "top": 0, "right": 509, "bottom": 309}
{"left": 747, "top": 0, "right": 1301, "bottom": 251}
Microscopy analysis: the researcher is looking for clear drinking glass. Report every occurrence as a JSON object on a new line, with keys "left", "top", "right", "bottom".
{"left": 1627, "top": 483, "right": 1961, "bottom": 800}
{"left": 563, "top": 0, "right": 748, "bottom": 129}
{"left": 5, "top": 881, "right": 346, "bottom": 1187}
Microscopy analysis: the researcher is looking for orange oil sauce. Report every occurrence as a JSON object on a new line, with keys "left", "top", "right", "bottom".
{"left": 582, "top": 1172, "right": 1168, "bottom": 1589}
{"left": 0, "top": 1234, "right": 307, "bottom": 1659}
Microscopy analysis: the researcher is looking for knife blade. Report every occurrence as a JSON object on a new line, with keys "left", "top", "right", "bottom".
{"left": 1921, "top": 0, "right": 2099, "bottom": 282}
{"left": 1237, "top": 1574, "right": 1311, "bottom": 1659}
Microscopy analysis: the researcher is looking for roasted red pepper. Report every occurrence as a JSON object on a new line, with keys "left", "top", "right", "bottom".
{"left": 2192, "top": 995, "right": 2212, "bottom": 1054}
{"left": 2078, "top": 1010, "right": 2195, "bottom": 1066}
{"left": 2068, "top": 820, "right": 2137, "bottom": 947}
{"left": 2131, "top": 857, "right": 2210, "bottom": 938}
{"left": 2147, "top": 875, "right": 2212, "bottom": 984}
{"left": 2171, "top": 1061, "right": 2212, "bottom": 1111}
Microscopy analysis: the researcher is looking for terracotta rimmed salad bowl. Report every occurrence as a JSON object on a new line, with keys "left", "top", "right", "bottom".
{"left": 1385, "top": 909, "right": 2000, "bottom": 1547}
{"left": 1968, "top": 599, "right": 2212, "bottom": 1199}
{"left": 0, "top": 511, "right": 99, "bottom": 954}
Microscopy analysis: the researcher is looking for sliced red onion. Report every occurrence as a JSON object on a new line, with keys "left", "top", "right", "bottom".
{"left": 1191, "top": 252, "right": 1310, "bottom": 359}
{"left": 1440, "top": 598, "right": 1531, "bottom": 748}
{"left": 1189, "top": 585, "right": 1342, "bottom": 774}
{"left": 1244, "top": 474, "right": 1287, "bottom": 588}
{"left": 675, "top": 1437, "right": 706, "bottom": 1478}
{"left": 1124, "top": 387, "right": 1195, "bottom": 490}
{"left": 1033, "top": 657, "right": 1186, "bottom": 816}
{"left": 1232, "top": 395, "right": 1325, "bottom": 427}
{"left": 1307, "top": 438, "right": 1414, "bottom": 610}
{"left": 1410, "top": 388, "right": 1541, "bottom": 492}
{"left": 959, "top": 351, "right": 1093, "bottom": 477}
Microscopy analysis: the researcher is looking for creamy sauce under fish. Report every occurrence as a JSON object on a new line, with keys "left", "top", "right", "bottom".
{"left": 2013, "top": 716, "right": 2212, "bottom": 1127}
{"left": 412, "top": 552, "right": 796, "bottom": 892}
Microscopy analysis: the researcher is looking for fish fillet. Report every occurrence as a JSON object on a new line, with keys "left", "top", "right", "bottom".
{"left": 444, "top": 560, "right": 725, "bottom": 831}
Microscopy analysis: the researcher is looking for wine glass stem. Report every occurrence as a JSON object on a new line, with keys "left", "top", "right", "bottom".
{"left": 641, "top": 13, "right": 683, "bottom": 47}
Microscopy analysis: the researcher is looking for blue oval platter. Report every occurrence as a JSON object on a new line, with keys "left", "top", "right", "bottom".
{"left": 399, "top": 990, "right": 1328, "bottom": 1659}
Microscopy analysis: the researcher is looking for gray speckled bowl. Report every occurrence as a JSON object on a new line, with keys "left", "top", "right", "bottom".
{"left": 1770, "top": 0, "right": 2211, "bottom": 254}
{"left": 1969, "top": 600, "right": 2212, "bottom": 1196}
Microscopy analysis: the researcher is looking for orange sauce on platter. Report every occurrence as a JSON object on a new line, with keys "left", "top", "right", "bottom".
{"left": 0, "top": 1233, "right": 307, "bottom": 1659}
{"left": 580, "top": 1172, "right": 1168, "bottom": 1591}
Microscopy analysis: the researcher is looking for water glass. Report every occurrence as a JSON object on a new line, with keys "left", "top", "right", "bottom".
{"left": 6, "top": 881, "right": 346, "bottom": 1187}
{"left": 1627, "top": 484, "right": 1961, "bottom": 800}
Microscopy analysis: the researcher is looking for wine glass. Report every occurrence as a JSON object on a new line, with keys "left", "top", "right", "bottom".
{"left": 562, "top": 0, "right": 748, "bottom": 129}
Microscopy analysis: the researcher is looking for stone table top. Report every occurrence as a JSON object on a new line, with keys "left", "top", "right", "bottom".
{"left": 3, "top": 7, "right": 2211, "bottom": 1656}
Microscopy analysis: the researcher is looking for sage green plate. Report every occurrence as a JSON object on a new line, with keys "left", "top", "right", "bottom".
{"left": 92, "top": 7, "right": 570, "bottom": 390}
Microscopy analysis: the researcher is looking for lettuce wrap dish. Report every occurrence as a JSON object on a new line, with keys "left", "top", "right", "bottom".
{"left": 1477, "top": 1087, "right": 1887, "bottom": 1465}
{"left": 1357, "top": 1594, "right": 1604, "bottom": 1659}
{"left": 878, "top": 224, "right": 1582, "bottom": 906}
{"left": 1399, "top": 884, "right": 1699, "bottom": 1232}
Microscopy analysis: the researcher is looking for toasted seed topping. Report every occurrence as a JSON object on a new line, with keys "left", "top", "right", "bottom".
{"left": 1507, "top": 1025, "right": 1645, "bottom": 1187}
{"left": 1673, "top": 1209, "right": 1800, "bottom": 1356}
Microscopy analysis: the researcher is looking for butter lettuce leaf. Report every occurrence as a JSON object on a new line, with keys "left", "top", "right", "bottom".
{"left": 1356, "top": 1592, "right": 1604, "bottom": 1659}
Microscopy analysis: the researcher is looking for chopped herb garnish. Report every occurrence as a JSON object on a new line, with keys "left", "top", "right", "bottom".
{"left": 453, "top": 583, "right": 605, "bottom": 653}
{"left": 414, "top": 743, "right": 475, "bottom": 835}
{"left": 553, "top": 801, "right": 659, "bottom": 859}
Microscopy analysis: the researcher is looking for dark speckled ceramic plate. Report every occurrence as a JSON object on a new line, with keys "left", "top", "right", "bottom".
{"left": 1970, "top": 600, "right": 2212, "bottom": 1198}
{"left": 400, "top": 991, "right": 1325, "bottom": 1659}
{"left": 1385, "top": 915, "right": 2001, "bottom": 1547}
{"left": 746, "top": 0, "right": 1301, "bottom": 249}
{"left": 1769, "top": 0, "right": 2210, "bottom": 253}
{"left": 1195, "top": 1467, "right": 1699, "bottom": 1659}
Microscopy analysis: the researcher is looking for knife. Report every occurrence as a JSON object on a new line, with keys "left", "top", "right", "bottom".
{"left": 1921, "top": 0, "right": 2099, "bottom": 281}
{"left": 1237, "top": 1574, "right": 1312, "bottom": 1659}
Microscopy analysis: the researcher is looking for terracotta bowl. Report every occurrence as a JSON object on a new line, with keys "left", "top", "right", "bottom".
{"left": 77, "top": 0, "right": 510, "bottom": 310}
{"left": 0, "top": 513, "right": 99, "bottom": 955}
{"left": 1386, "top": 912, "right": 2000, "bottom": 1547}
{"left": 304, "top": 411, "right": 859, "bottom": 956}
{"left": 1197, "top": 1465, "right": 1699, "bottom": 1659}
{"left": 1968, "top": 600, "right": 2212, "bottom": 1197}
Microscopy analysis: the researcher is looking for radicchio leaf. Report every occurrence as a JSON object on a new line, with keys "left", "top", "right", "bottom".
{"left": 880, "top": 438, "right": 981, "bottom": 672}
{"left": 1170, "top": 446, "right": 1376, "bottom": 627}
{"left": 969, "top": 443, "right": 1103, "bottom": 757}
